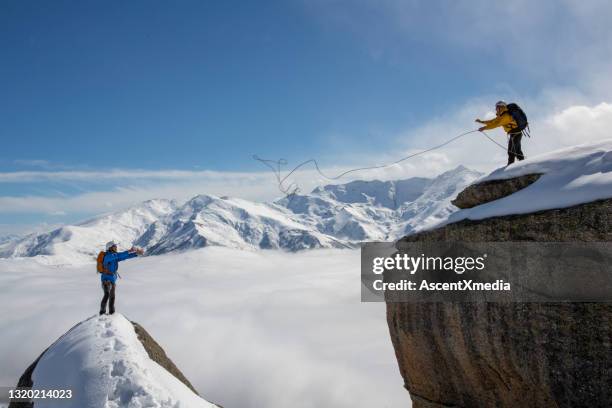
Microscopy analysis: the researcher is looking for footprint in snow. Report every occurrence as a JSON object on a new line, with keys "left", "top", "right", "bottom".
{"left": 113, "top": 339, "right": 125, "bottom": 351}
{"left": 110, "top": 377, "right": 152, "bottom": 406}
{"left": 111, "top": 360, "right": 127, "bottom": 377}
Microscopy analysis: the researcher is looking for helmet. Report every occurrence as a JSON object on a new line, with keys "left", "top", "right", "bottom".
{"left": 495, "top": 100, "right": 507, "bottom": 108}
{"left": 105, "top": 241, "right": 117, "bottom": 251}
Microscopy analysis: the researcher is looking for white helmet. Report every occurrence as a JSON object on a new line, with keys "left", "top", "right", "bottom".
{"left": 495, "top": 100, "right": 507, "bottom": 108}
{"left": 105, "top": 241, "right": 118, "bottom": 251}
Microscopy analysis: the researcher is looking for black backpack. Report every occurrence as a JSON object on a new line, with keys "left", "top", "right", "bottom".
{"left": 506, "top": 103, "right": 529, "bottom": 133}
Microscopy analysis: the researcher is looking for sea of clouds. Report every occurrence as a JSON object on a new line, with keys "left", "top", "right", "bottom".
{"left": 0, "top": 247, "right": 409, "bottom": 408}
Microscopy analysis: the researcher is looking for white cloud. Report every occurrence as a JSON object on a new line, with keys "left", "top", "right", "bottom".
{"left": 0, "top": 177, "right": 278, "bottom": 215}
{"left": 0, "top": 248, "right": 409, "bottom": 408}
{"left": 542, "top": 102, "right": 612, "bottom": 145}
{"left": 0, "top": 169, "right": 263, "bottom": 183}
{"left": 304, "top": 0, "right": 612, "bottom": 85}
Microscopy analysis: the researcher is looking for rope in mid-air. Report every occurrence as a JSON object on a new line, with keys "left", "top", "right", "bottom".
{"left": 253, "top": 129, "right": 509, "bottom": 197}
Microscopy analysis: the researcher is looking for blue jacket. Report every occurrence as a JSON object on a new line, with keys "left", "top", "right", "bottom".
{"left": 100, "top": 251, "right": 138, "bottom": 283}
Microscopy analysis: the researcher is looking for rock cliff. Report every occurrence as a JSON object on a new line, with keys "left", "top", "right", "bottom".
{"left": 451, "top": 174, "right": 542, "bottom": 209}
{"left": 387, "top": 172, "right": 612, "bottom": 407}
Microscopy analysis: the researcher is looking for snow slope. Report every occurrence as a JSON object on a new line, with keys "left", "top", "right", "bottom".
{"left": 446, "top": 139, "right": 612, "bottom": 223}
{"left": 0, "top": 199, "right": 177, "bottom": 264}
{"left": 279, "top": 165, "right": 481, "bottom": 242}
{"left": 0, "top": 166, "right": 482, "bottom": 261}
{"left": 0, "top": 234, "right": 19, "bottom": 245}
{"left": 139, "top": 195, "right": 347, "bottom": 254}
{"left": 31, "top": 313, "right": 217, "bottom": 408}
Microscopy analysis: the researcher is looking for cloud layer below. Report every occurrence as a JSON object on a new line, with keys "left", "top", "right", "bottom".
{"left": 0, "top": 248, "right": 409, "bottom": 408}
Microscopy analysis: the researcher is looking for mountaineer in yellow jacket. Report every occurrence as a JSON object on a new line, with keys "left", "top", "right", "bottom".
{"left": 476, "top": 101, "right": 526, "bottom": 165}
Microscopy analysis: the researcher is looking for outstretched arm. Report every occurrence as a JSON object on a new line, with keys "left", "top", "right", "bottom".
{"left": 476, "top": 114, "right": 513, "bottom": 131}
{"left": 116, "top": 250, "right": 139, "bottom": 262}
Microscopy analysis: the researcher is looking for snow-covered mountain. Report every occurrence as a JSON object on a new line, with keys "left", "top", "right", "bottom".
{"left": 0, "top": 166, "right": 482, "bottom": 261}
{"left": 0, "top": 234, "right": 19, "bottom": 245}
{"left": 138, "top": 194, "right": 348, "bottom": 254}
{"left": 279, "top": 165, "right": 481, "bottom": 242}
{"left": 0, "top": 199, "right": 177, "bottom": 262}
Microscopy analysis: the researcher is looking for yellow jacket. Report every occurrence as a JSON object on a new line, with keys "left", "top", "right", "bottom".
{"left": 481, "top": 110, "right": 519, "bottom": 133}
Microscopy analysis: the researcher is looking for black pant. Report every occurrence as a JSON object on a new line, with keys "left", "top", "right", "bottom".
{"left": 100, "top": 280, "right": 116, "bottom": 314}
{"left": 507, "top": 132, "right": 525, "bottom": 165}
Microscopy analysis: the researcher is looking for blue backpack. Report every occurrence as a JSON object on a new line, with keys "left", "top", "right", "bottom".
{"left": 507, "top": 103, "right": 529, "bottom": 134}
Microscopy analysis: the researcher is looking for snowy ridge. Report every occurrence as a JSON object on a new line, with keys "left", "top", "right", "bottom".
{"left": 139, "top": 195, "right": 348, "bottom": 254}
{"left": 0, "top": 166, "right": 482, "bottom": 261}
{"left": 445, "top": 139, "right": 612, "bottom": 224}
{"left": 281, "top": 165, "right": 481, "bottom": 242}
{"left": 31, "top": 313, "right": 217, "bottom": 408}
{"left": 0, "top": 199, "right": 177, "bottom": 263}
{"left": 0, "top": 234, "right": 19, "bottom": 245}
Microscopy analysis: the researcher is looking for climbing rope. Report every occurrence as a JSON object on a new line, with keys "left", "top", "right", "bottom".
{"left": 479, "top": 129, "right": 528, "bottom": 159}
{"left": 479, "top": 130, "right": 507, "bottom": 150}
{"left": 255, "top": 128, "right": 521, "bottom": 197}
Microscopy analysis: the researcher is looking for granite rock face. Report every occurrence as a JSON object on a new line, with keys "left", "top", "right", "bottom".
{"left": 451, "top": 173, "right": 542, "bottom": 209}
{"left": 388, "top": 189, "right": 612, "bottom": 407}
{"left": 131, "top": 321, "right": 200, "bottom": 394}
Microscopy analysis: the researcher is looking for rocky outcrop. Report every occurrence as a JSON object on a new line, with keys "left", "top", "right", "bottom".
{"left": 405, "top": 198, "right": 612, "bottom": 242}
{"left": 451, "top": 174, "right": 541, "bottom": 209}
{"left": 131, "top": 321, "right": 199, "bottom": 394}
{"left": 388, "top": 190, "right": 612, "bottom": 406}
{"left": 387, "top": 301, "right": 612, "bottom": 408}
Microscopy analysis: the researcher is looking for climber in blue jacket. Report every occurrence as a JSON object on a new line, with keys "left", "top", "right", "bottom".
{"left": 99, "top": 241, "right": 144, "bottom": 315}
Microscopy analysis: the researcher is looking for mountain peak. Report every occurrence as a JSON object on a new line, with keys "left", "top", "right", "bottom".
{"left": 184, "top": 194, "right": 218, "bottom": 208}
{"left": 436, "top": 164, "right": 481, "bottom": 178}
{"left": 140, "top": 198, "right": 178, "bottom": 209}
{"left": 451, "top": 164, "right": 468, "bottom": 172}
{"left": 11, "top": 314, "right": 219, "bottom": 407}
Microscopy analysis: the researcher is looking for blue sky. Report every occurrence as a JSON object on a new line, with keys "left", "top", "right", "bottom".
{"left": 2, "top": 0, "right": 612, "bottom": 234}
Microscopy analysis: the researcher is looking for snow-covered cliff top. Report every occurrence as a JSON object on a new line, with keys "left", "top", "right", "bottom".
{"left": 446, "top": 139, "right": 612, "bottom": 223}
